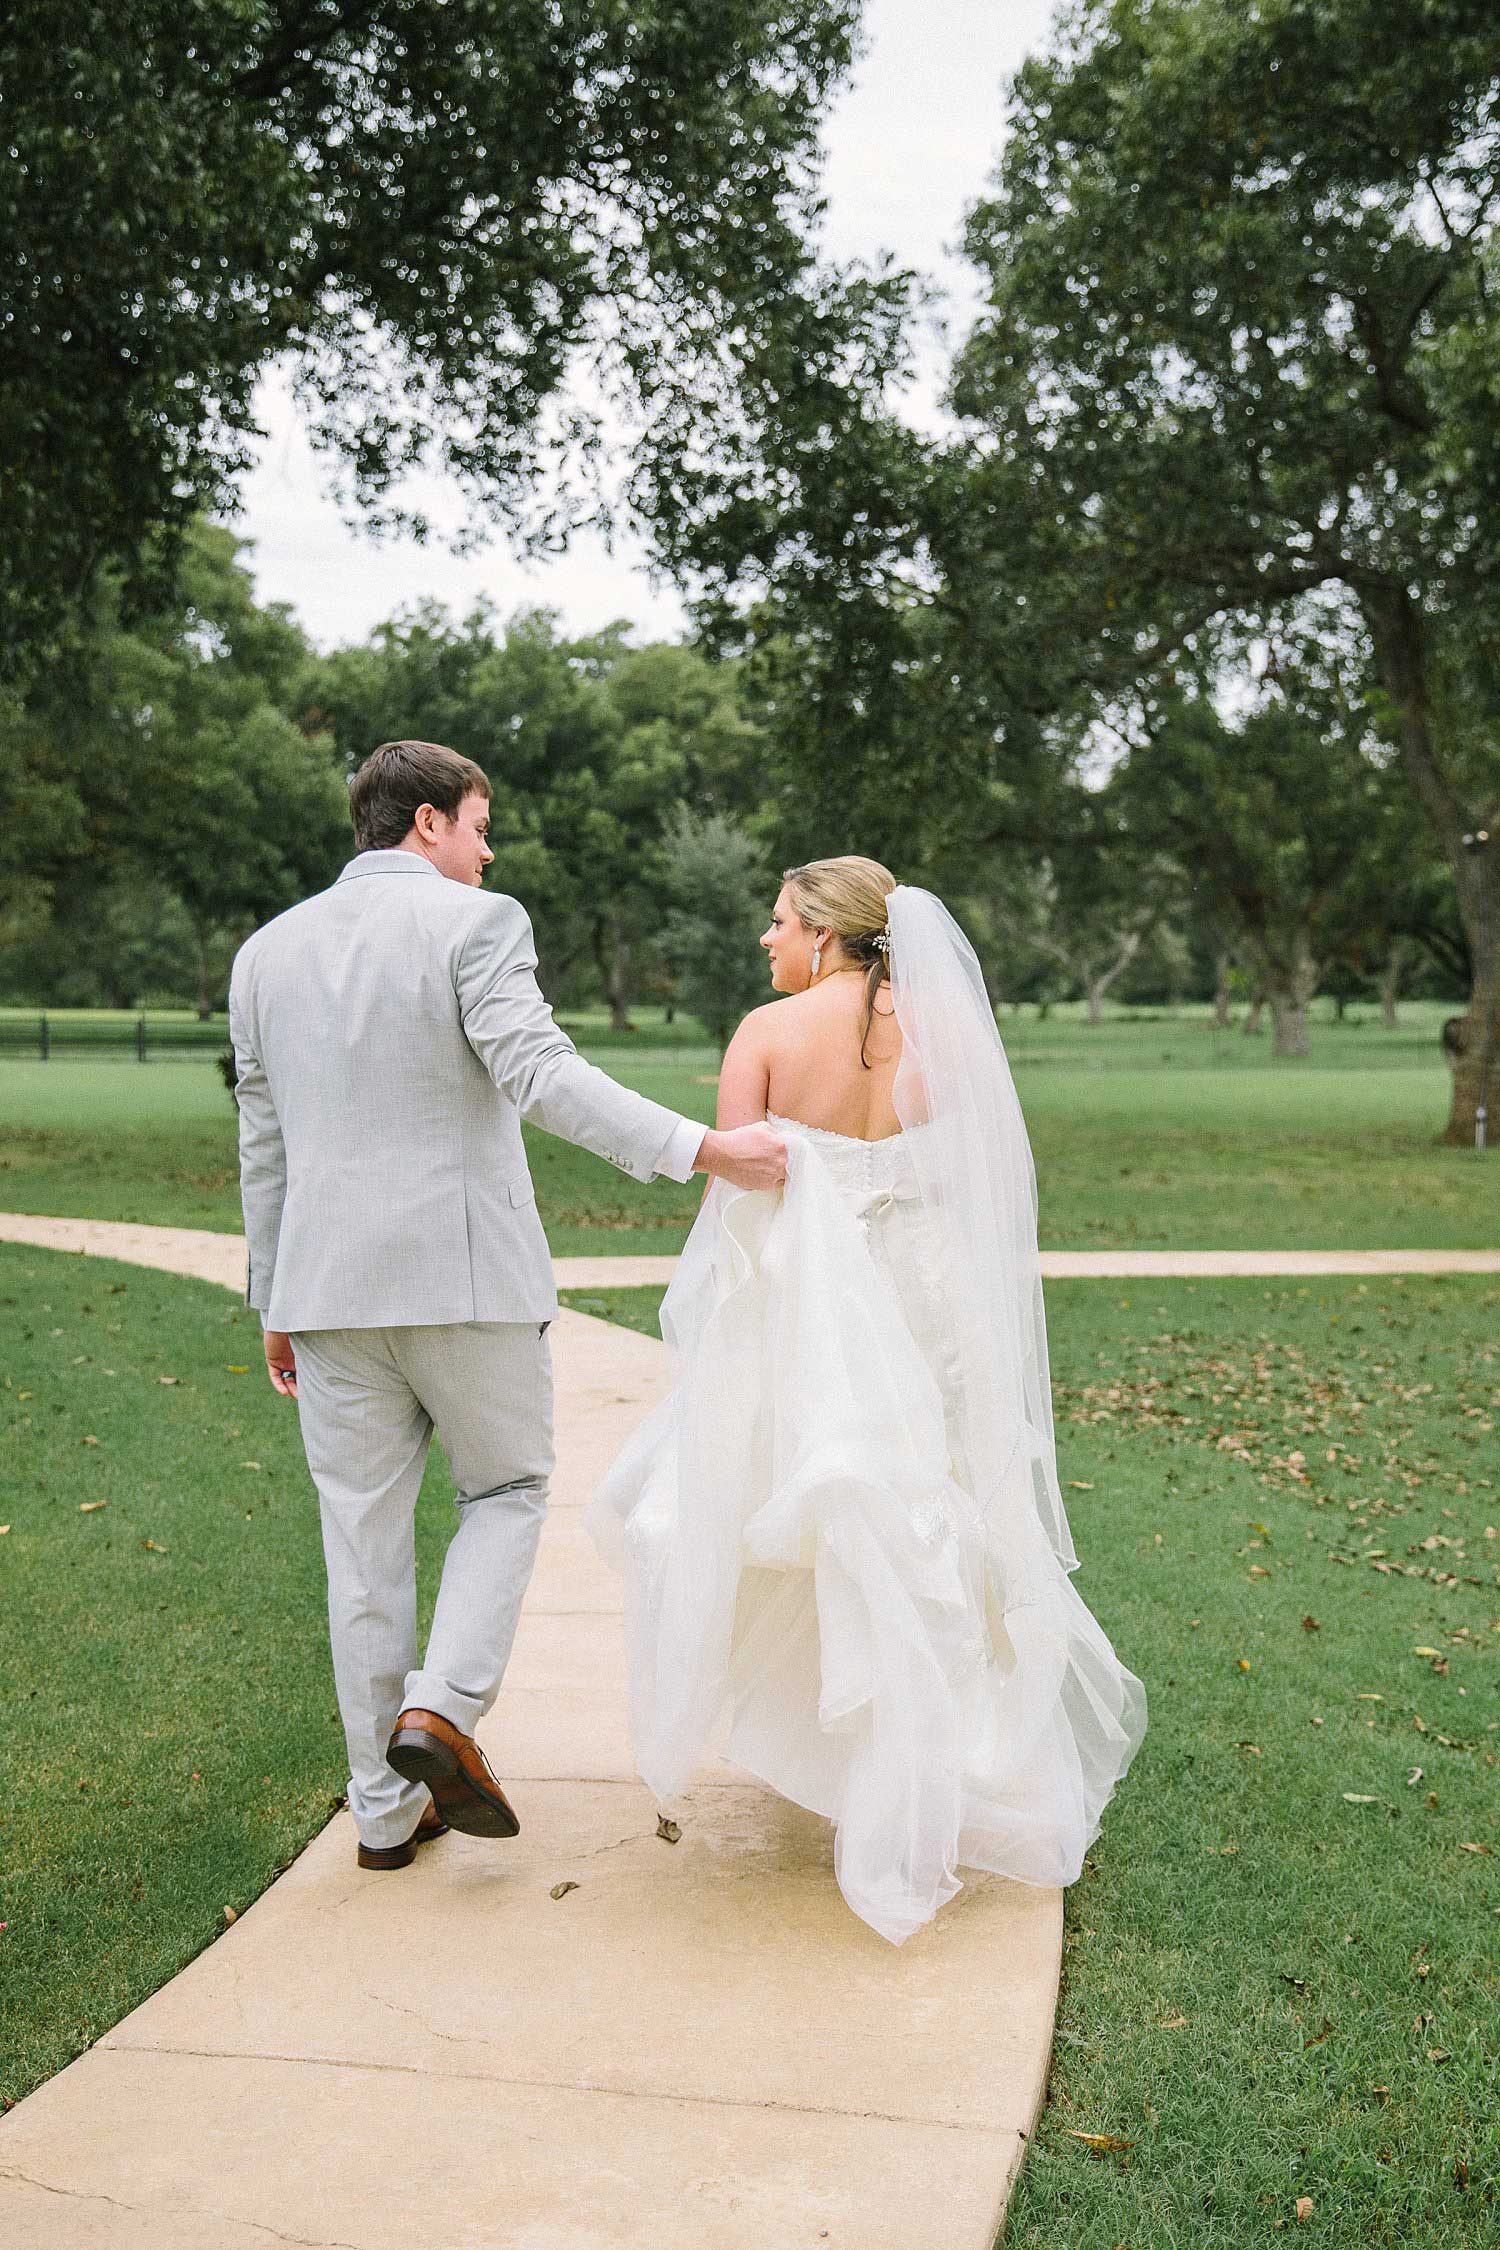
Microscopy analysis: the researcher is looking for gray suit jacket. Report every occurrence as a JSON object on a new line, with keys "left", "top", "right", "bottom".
{"left": 229, "top": 851, "right": 702, "bottom": 1331}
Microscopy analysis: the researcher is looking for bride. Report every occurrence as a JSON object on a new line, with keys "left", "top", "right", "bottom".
{"left": 586, "top": 856, "right": 1146, "bottom": 1944}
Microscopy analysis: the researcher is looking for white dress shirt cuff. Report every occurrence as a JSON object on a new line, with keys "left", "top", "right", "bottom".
{"left": 656, "top": 1115, "right": 707, "bottom": 1182}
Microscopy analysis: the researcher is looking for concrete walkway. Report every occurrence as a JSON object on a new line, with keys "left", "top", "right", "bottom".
{"left": 0, "top": 1223, "right": 1063, "bottom": 2249}
{"left": 3, "top": 1210, "right": 1498, "bottom": 1294}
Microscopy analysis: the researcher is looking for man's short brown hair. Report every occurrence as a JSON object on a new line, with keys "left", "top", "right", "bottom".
{"left": 348, "top": 740, "right": 491, "bottom": 852}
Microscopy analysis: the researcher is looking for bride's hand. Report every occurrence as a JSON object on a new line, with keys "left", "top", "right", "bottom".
{"left": 696, "top": 1122, "right": 788, "bottom": 1191}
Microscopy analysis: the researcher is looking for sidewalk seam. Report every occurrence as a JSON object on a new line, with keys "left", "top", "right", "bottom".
{"left": 95, "top": 2040, "right": 1030, "bottom": 2134}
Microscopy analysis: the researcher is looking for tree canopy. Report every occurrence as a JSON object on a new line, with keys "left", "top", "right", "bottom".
{"left": 0, "top": 0, "right": 903, "bottom": 672}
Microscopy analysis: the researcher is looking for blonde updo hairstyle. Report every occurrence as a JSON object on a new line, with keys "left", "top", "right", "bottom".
{"left": 781, "top": 854, "right": 896, "bottom": 1069}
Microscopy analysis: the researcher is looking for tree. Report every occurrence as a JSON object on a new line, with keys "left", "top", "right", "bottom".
{"left": 944, "top": 0, "right": 1500, "bottom": 1136}
{"left": 1, "top": 0, "right": 886, "bottom": 675}
{"left": 301, "top": 605, "right": 771, "bottom": 1023}
{"left": 0, "top": 524, "right": 349, "bottom": 1008}
{"left": 1119, "top": 680, "right": 1417, "bottom": 1058}
{"left": 660, "top": 807, "right": 771, "bottom": 1051}
{"left": 949, "top": 775, "right": 1180, "bottom": 1026}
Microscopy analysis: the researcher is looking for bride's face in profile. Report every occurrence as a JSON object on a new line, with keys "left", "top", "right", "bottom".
{"left": 760, "top": 885, "right": 821, "bottom": 994}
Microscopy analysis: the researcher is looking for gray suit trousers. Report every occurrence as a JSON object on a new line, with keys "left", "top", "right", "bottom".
{"left": 292, "top": 1321, "right": 554, "bottom": 1849}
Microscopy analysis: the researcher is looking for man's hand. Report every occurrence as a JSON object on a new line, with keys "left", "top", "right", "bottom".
{"left": 694, "top": 1122, "right": 788, "bottom": 1192}
{"left": 264, "top": 1330, "right": 299, "bottom": 1399}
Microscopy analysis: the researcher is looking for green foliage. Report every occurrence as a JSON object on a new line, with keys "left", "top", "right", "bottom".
{"left": 659, "top": 805, "right": 772, "bottom": 1051}
{"left": 1, "top": 0, "right": 875, "bottom": 672}
{"left": 945, "top": 0, "right": 1500, "bottom": 1124}
{"left": 1118, "top": 673, "right": 1446, "bottom": 1050}
{"left": 301, "top": 604, "right": 770, "bottom": 1019}
{"left": 0, "top": 525, "right": 348, "bottom": 1011}
{"left": 939, "top": 768, "right": 1184, "bottom": 1018}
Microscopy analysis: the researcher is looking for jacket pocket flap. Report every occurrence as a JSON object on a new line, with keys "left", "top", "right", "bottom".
{"left": 507, "top": 1176, "right": 536, "bottom": 1208}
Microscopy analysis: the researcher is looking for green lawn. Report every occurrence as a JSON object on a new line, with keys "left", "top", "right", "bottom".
{"left": 0, "top": 1000, "right": 1494, "bottom": 1251}
{"left": 6, "top": 1245, "right": 1497, "bottom": 2239}
{"left": 561, "top": 1276, "right": 1500, "bottom": 2248}
{"left": 0, "top": 1242, "right": 456, "bottom": 2108}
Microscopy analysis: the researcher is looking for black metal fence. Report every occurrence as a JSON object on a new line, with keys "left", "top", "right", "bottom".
{"left": 0, "top": 1014, "right": 230, "bottom": 1061}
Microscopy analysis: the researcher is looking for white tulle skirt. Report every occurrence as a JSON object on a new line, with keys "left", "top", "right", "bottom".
{"left": 585, "top": 1120, "right": 1146, "bottom": 1944}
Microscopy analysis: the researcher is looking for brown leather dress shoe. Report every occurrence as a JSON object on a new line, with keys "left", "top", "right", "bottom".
{"left": 385, "top": 1707, "right": 520, "bottom": 1839}
{"left": 356, "top": 1798, "right": 450, "bottom": 1872}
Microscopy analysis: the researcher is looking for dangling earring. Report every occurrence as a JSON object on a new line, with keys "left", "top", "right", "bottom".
{"left": 809, "top": 942, "right": 822, "bottom": 982}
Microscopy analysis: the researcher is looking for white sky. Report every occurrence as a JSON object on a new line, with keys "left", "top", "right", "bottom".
{"left": 230, "top": 0, "right": 1061, "bottom": 649}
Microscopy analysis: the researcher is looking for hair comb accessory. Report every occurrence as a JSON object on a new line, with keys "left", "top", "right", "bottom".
{"left": 872, "top": 929, "right": 891, "bottom": 955}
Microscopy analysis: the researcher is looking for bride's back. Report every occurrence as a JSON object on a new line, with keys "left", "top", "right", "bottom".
{"left": 762, "top": 973, "right": 903, "bottom": 1142}
{"left": 717, "top": 856, "right": 904, "bottom": 1144}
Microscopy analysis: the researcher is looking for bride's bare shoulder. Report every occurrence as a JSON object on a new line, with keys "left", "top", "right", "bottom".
{"left": 737, "top": 990, "right": 824, "bottom": 1047}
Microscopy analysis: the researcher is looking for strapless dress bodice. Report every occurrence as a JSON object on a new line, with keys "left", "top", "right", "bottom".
{"left": 765, "top": 1110, "right": 919, "bottom": 1212}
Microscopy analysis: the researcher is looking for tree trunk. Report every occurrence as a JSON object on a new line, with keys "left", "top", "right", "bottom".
{"left": 1213, "top": 951, "right": 1234, "bottom": 1029}
{"left": 1242, "top": 988, "right": 1266, "bottom": 1036}
{"left": 592, "top": 919, "right": 636, "bottom": 1033}
{"left": 193, "top": 928, "right": 215, "bottom": 1021}
{"left": 1083, "top": 928, "right": 1143, "bottom": 1025}
{"left": 1271, "top": 953, "right": 1320, "bottom": 1057}
{"left": 1379, "top": 938, "right": 1410, "bottom": 1030}
{"left": 1441, "top": 981, "right": 1500, "bottom": 1149}
{"left": 1363, "top": 588, "right": 1500, "bottom": 1142}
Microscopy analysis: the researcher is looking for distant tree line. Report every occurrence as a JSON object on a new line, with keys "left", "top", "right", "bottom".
{"left": 0, "top": 521, "right": 1466, "bottom": 1053}
{"left": 1, "top": 0, "right": 1490, "bottom": 1106}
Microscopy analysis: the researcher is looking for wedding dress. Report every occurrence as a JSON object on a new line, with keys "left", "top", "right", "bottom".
{"left": 586, "top": 886, "right": 1146, "bottom": 1944}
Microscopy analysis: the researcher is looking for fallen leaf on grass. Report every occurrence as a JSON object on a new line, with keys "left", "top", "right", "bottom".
{"left": 549, "top": 1881, "right": 579, "bottom": 1900}
{"left": 0, "top": 1526, "right": 8, "bottom": 1536}
{"left": 1295, "top": 2196, "right": 1314, "bottom": 2223}
{"left": 656, "top": 1815, "right": 682, "bottom": 1845}
{"left": 1158, "top": 2011, "right": 1189, "bottom": 2028}
{"left": 223, "top": 1905, "right": 238, "bottom": 1926}
{"left": 1237, "top": 1658, "right": 1252, "bottom": 1672}
{"left": 225, "top": 1365, "right": 249, "bottom": 1374}
{"left": 1301, "top": 1615, "right": 1321, "bottom": 1631}
{"left": 1428, "top": 2047, "right": 1451, "bottom": 2063}
{"left": 1233, "top": 1741, "right": 1262, "bottom": 1755}
{"left": 240, "top": 1461, "right": 262, "bottom": 1472}
{"left": 1302, "top": 2019, "right": 1333, "bottom": 2050}
{"left": 1412, "top": 1647, "right": 1441, "bottom": 1658}
{"left": 1062, "top": 2130, "right": 1135, "bottom": 2155}
{"left": 1458, "top": 1840, "right": 1492, "bottom": 1856}
{"left": 141, "top": 1539, "right": 167, "bottom": 1553}
{"left": 79, "top": 1500, "right": 108, "bottom": 1513}
{"left": 82, "top": 1435, "right": 99, "bottom": 1446}
{"left": 156, "top": 1375, "right": 179, "bottom": 1387}
{"left": 1342, "top": 1793, "right": 1380, "bottom": 1803}
{"left": 1068, "top": 1480, "right": 1094, "bottom": 1490}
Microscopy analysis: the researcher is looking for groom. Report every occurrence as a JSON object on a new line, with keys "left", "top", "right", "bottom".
{"left": 229, "top": 739, "right": 785, "bottom": 1869}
